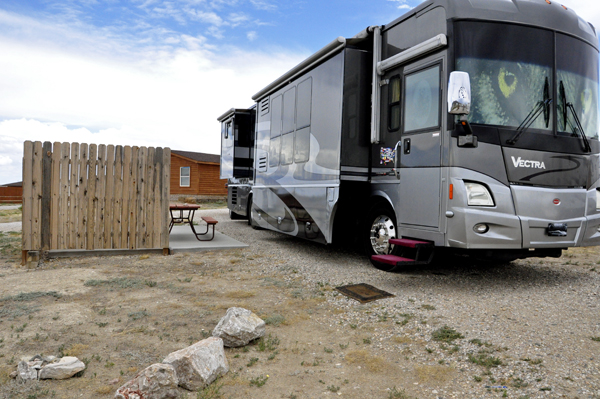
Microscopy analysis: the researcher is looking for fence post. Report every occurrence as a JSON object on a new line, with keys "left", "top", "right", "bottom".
{"left": 41, "top": 141, "right": 52, "bottom": 252}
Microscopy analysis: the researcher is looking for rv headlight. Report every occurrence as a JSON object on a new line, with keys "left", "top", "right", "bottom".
{"left": 465, "top": 182, "right": 495, "bottom": 207}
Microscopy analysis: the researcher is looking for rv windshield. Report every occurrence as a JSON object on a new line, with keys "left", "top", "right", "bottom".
{"left": 556, "top": 33, "right": 599, "bottom": 139}
{"left": 456, "top": 21, "right": 554, "bottom": 132}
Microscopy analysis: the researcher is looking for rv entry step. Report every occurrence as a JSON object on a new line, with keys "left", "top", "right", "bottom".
{"left": 370, "top": 238, "right": 434, "bottom": 272}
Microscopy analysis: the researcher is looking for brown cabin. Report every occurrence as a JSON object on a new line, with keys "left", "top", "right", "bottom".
{"left": 0, "top": 181, "right": 23, "bottom": 203}
{"left": 170, "top": 150, "right": 226, "bottom": 198}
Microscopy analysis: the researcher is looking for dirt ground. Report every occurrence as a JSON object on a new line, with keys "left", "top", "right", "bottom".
{"left": 0, "top": 206, "right": 599, "bottom": 399}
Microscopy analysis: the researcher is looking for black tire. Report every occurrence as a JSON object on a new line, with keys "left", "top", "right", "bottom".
{"left": 247, "top": 195, "right": 253, "bottom": 226}
{"left": 229, "top": 210, "right": 244, "bottom": 220}
{"left": 248, "top": 195, "right": 261, "bottom": 229}
{"left": 362, "top": 201, "right": 398, "bottom": 258}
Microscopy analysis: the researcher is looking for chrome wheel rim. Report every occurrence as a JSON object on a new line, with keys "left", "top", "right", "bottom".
{"left": 369, "top": 215, "right": 396, "bottom": 254}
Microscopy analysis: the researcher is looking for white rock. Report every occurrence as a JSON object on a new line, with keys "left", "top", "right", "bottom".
{"left": 17, "top": 360, "right": 41, "bottom": 380}
{"left": 163, "top": 337, "right": 229, "bottom": 391}
{"left": 38, "top": 356, "right": 85, "bottom": 380}
{"left": 212, "top": 307, "right": 266, "bottom": 347}
{"left": 115, "top": 363, "right": 179, "bottom": 399}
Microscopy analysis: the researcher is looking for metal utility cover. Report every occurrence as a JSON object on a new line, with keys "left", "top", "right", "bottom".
{"left": 335, "top": 283, "right": 395, "bottom": 303}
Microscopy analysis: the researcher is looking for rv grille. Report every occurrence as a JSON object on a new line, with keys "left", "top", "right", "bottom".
{"left": 260, "top": 99, "right": 269, "bottom": 116}
{"left": 231, "top": 187, "right": 238, "bottom": 205}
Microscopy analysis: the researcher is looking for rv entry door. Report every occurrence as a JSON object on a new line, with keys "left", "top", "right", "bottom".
{"left": 383, "top": 58, "right": 443, "bottom": 229}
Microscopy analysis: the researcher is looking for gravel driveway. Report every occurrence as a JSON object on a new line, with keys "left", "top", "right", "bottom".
{"left": 196, "top": 208, "right": 600, "bottom": 398}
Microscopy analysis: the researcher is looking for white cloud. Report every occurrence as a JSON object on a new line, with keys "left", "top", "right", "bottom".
{"left": 249, "top": 0, "right": 276, "bottom": 12}
{"left": 0, "top": 8, "right": 306, "bottom": 184}
{"left": 186, "top": 9, "right": 224, "bottom": 26}
{"left": 247, "top": 30, "right": 257, "bottom": 41}
{"left": 0, "top": 155, "right": 13, "bottom": 166}
{"left": 387, "top": 0, "right": 413, "bottom": 10}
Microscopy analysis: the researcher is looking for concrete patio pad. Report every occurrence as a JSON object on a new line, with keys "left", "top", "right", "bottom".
{"left": 169, "top": 225, "right": 248, "bottom": 253}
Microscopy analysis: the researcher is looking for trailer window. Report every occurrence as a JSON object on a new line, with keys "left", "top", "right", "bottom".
{"left": 297, "top": 78, "right": 312, "bottom": 129}
{"left": 404, "top": 65, "right": 441, "bottom": 132}
{"left": 281, "top": 132, "right": 294, "bottom": 165}
{"left": 294, "top": 127, "right": 310, "bottom": 163}
{"left": 388, "top": 76, "right": 401, "bottom": 131}
{"left": 180, "top": 167, "right": 190, "bottom": 187}
{"left": 283, "top": 87, "right": 296, "bottom": 134}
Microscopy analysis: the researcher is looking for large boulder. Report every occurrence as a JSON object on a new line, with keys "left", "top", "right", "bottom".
{"left": 162, "top": 337, "right": 228, "bottom": 391}
{"left": 38, "top": 356, "right": 85, "bottom": 380}
{"left": 115, "top": 363, "right": 179, "bottom": 399}
{"left": 212, "top": 307, "right": 266, "bottom": 347}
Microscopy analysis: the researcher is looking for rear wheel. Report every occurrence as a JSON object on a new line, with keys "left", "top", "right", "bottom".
{"left": 363, "top": 202, "right": 397, "bottom": 257}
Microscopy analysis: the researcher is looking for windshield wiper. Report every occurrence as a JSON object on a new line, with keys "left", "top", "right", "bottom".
{"left": 506, "top": 99, "right": 553, "bottom": 145}
{"left": 560, "top": 81, "right": 592, "bottom": 153}
{"left": 507, "top": 77, "right": 552, "bottom": 145}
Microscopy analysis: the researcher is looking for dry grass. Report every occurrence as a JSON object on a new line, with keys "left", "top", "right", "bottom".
{"left": 225, "top": 290, "right": 256, "bottom": 299}
{"left": 95, "top": 386, "right": 113, "bottom": 394}
{"left": 345, "top": 350, "right": 387, "bottom": 372}
{"left": 414, "top": 365, "right": 455, "bottom": 384}
{"left": 64, "top": 343, "right": 89, "bottom": 357}
{"left": 0, "top": 208, "right": 21, "bottom": 223}
{"left": 391, "top": 335, "right": 412, "bottom": 344}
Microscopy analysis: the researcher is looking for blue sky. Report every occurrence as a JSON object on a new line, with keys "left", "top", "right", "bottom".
{"left": 0, "top": 0, "right": 599, "bottom": 184}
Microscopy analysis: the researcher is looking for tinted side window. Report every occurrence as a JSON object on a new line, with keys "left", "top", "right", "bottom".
{"left": 294, "top": 127, "right": 310, "bottom": 163}
{"left": 270, "top": 95, "right": 282, "bottom": 138}
{"left": 404, "top": 65, "right": 440, "bottom": 132}
{"left": 269, "top": 95, "right": 282, "bottom": 167}
{"left": 281, "top": 132, "right": 294, "bottom": 165}
{"left": 269, "top": 136, "right": 280, "bottom": 167}
{"left": 388, "top": 76, "right": 401, "bottom": 131}
{"left": 296, "top": 78, "right": 312, "bottom": 129}
{"left": 283, "top": 88, "right": 296, "bottom": 134}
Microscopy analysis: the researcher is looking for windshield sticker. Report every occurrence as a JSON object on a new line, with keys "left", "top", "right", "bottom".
{"left": 380, "top": 147, "right": 395, "bottom": 164}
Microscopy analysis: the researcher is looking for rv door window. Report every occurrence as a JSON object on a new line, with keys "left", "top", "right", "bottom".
{"left": 404, "top": 65, "right": 441, "bottom": 132}
{"left": 281, "top": 132, "right": 294, "bottom": 165}
{"left": 388, "top": 75, "right": 401, "bottom": 131}
{"left": 270, "top": 95, "right": 283, "bottom": 138}
{"left": 283, "top": 87, "right": 296, "bottom": 134}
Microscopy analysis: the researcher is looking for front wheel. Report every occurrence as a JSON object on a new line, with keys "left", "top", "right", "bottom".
{"left": 229, "top": 210, "right": 244, "bottom": 220}
{"left": 363, "top": 202, "right": 397, "bottom": 257}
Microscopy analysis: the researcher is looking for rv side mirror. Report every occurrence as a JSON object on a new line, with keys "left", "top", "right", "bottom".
{"left": 448, "top": 71, "right": 471, "bottom": 115}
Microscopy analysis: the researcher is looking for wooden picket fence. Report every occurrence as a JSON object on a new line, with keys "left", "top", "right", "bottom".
{"left": 22, "top": 141, "right": 171, "bottom": 262}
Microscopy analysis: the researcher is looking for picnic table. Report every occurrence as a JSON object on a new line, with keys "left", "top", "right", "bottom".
{"left": 169, "top": 203, "right": 218, "bottom": 241}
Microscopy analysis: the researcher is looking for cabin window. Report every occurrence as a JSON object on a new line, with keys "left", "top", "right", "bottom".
{"left": 388, "top": 76, "right": 401, "bottom": 131}
{"left": 282, "top": 87, "right": 296, "bottom": 134}
{"left": 280, "top": 132, "right": 294, "bottom": 165}
{"left": 404, "top": 65, "right": 441, "bottom": 132}
{"left": 180, "top": 167, "right": 190, "bottom": 187}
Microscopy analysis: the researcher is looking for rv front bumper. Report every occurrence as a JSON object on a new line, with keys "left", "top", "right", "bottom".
{"left": 447, "top": 181, "right": 600, "bottom": 249}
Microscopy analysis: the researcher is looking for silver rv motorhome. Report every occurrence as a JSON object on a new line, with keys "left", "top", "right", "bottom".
{"left": 220, "top": 0, "right": 600, "bottom": 271}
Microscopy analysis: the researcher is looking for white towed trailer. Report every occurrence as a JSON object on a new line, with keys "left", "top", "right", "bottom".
{"left": 220, "top": 0, "right": 600, "bottom": 271}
